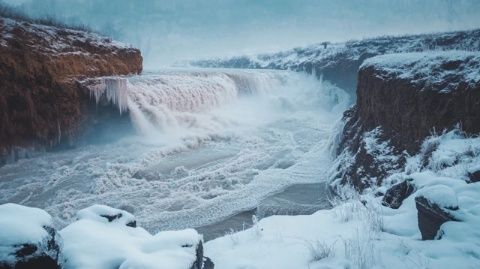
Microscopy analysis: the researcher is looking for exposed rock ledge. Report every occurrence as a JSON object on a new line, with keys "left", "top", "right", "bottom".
{"left": 0, "top": 17, "right": 142, "bottom": 164}
{"left": 333, "top": 51, "right": 480, "bottom": 190}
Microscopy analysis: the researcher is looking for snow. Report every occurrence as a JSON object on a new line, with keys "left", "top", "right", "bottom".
{"left": 76, "top": 204, "right": 136, "bottom": 226}
{"left": 363, "top": 127, "right": 400, "bottom": 166}
{"left": 191, "top": 29, "right": 480, "bottom": 77}
{"left": 0, "top": 203, "right": 52, "bottom": 246}
{"left": 60, "top": 205, "right": 202, "bottom": 269}
{"left": 0, "top": 17, "right": 133, "bottom": 54}
{"left": 206, "top": 129, "right": 480, "bottom": 269}
{"left": 417, "top": 185, "right": 459, "bottom": 209}
{"left": 0, "top": 203, "right": 53, "bottom": 264}
{"left": 361, "top": 51, "right": 480, "bottom": 92}
{"left": 0, "top": 203, "right": 203, "bottom": 269}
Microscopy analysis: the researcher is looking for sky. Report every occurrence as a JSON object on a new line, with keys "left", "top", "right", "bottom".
{"left": 3, "top": 0, "right": 480, "bottom": 68}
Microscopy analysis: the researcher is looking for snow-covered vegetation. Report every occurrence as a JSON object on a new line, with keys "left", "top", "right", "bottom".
{"left": 205, "top": 130, "right": 480, "bottom": 269}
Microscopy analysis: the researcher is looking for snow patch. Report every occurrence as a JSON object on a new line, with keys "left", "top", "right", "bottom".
{"left": 361, "top": 51, "right": 480, "bottom": 92}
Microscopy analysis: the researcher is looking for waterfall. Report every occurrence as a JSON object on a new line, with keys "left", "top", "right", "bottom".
{"left": 84, "top": 70, "right": 291, "bottom": 136}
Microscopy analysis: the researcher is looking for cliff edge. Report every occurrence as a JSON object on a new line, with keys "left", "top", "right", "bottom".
{"left": 0, "top": 17, "right": 142, "bottom": 164}
{"left": 333, "top": 51, "right": 480, "bottom": 190}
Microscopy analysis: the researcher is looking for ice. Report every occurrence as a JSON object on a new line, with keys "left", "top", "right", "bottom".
{"left": 87, "top": 77, "right": 129, "bottom": 113}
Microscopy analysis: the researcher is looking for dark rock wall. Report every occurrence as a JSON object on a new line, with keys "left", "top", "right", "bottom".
{"left": 355, "top": 66, "right": 480, "bottom": 153}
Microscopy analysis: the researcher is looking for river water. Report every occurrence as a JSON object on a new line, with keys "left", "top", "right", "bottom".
{"left": 0, "top": 68, "right": 349, "bottom": 237}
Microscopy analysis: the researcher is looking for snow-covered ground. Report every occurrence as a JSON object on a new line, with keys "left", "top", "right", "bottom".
{"left": 361, "top": 51, "right": 480, "bottom": 92}
{"left": 206, "top": 129, "right": 480, "bottom": 269}
{"left": 0, "top": 17, "right": 131, "bottom": 52}
{"left": 191, "top": 29, "right": 480, "bottom": 71}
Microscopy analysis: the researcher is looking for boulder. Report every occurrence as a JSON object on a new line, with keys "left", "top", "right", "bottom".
{"left": 61, "top": 204, "right": 213, "bottom": 269}
{"left": 382, "top": 180, "right": 415, "bottom": 209}
{"left": 0, "top": 204, "right": 62, "bottom": 269}
{"left": 467, "top": 168, "right": 480, "bottom": 183}
{"left": 76, "top": 204, "right": 137, "bottom": 228}
{"left": 415, "top": 186, "right": 459, "bottom": 240}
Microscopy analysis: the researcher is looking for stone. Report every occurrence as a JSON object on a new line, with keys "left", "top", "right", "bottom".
{"left": 0, "top": 204, "right": 61, "bottom": 269}
{"left": 415, "top": 196, "right": 458, "bottom": 240}
{"left": 382, "top": 180, "right": 415, "bottom": 209}
{"left": 467, "top": 169, "right": 480, "bottom": 183}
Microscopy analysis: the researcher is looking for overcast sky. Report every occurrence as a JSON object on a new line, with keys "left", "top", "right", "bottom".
{"left": 4, "top": 0, "right": 480, "bottom": 68}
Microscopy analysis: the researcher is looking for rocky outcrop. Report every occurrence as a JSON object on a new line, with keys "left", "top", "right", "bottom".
{"left": 0, "top": 17, "right": 142, "bottom": 165}
{"left": 192, "top": 29, "right": 480, "bottom": 94}
{"left": 415, "top": 187, "right": 459, "bottom": 240}
{"left": 382, "top": 180, "right": 415, "bottom": 209}
{"left": 0, "top": 204, "right": 62, "bottom": 269}
{"left": 333, "top": 52, "right": 480, "bottom": 190}
{"left": 467, "top": 167, "right": 480, "bottom": 183}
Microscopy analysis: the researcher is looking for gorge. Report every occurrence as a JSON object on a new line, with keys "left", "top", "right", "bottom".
{"left": 1, "top": 2, "right": 480, "bottom": 269}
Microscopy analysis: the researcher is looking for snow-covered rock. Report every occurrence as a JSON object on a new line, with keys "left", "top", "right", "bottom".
{"left": 382, "top": 180, "right": 415, "bottom": 209}
{"left": 0, "top": 16, "right": 142, "bottom": 165}
{"left": 61, "top": 204, "right": 209, "bottom": 269}
{"left": 332, "top": 50, "right": 480, "bottom": 191}
{"left": 76, "top": 204, "right": 137, "bottom": 227}
{"left": 467, "top": 165, "right": 480, "bottom": 183}
{"left": 415, "top": 195, "right": 458, "bottom": 240}
{"left": 0, "top": 203, "right": 61, "bottom": 269}
{"left": 0, "top": 204, "right": 213, "bottom": 269}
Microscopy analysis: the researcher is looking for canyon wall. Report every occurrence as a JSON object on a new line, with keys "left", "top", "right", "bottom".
{"left": 0, "top": 17, "right": 142, "bottom": 164}
{"left": 333, "top": 52, "right": 480, "bottom": 190}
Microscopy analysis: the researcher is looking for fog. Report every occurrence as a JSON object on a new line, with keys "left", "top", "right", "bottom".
{"left": 4, "top": 0, "right": 480, "bottom": 68}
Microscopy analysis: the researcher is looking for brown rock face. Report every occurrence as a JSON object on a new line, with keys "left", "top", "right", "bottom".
{"left": 335, "top": 52, "right": 480, "bottom": 190}
{"left": 0, "top": 18, "right": 142, "bottom": 163}
{"left": 355, "top": 69, "right": 480, "bottom": 154}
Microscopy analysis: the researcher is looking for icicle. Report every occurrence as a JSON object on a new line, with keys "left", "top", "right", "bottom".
{"left": 86, "top": 77, "right": 129, "bottom": 114}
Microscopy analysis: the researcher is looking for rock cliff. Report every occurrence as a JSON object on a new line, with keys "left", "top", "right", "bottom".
{"left": 192, "top": 29, "right": 480, "bottom": 95}
{"left": 333, "top": 51, "right": 480, "bottom": 190}
{"left": 0, "top": 17, "right": 142, "bottom": 164}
